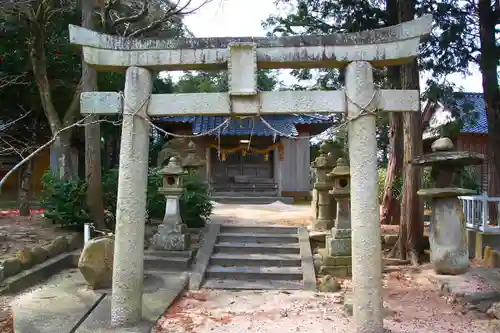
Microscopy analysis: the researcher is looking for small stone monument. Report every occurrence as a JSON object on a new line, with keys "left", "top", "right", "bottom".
{"left": 412, "top": 137, "right": 484, "bottom": 275}
{"left": 319, "top": 158, "right": 352, "bottom": 277}
{"left": 311, "top": 143, "right": 335, "bottom": 231}
{"left": 181, "top": 141, "right": 205, "bottom": 174}
{"left": 151, "top": 157, "right": 191, "bottom": 251}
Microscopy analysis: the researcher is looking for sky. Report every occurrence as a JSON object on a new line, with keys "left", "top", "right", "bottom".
{"left": 177, "top": 0, "right": 484, "bottom": 93}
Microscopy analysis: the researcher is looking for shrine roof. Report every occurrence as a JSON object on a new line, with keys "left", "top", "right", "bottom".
{"left": 158, "top": 115, "right": 332, "bottom": 137}
{"left": 423, "top": 93, "right": 488, "bottom": 140}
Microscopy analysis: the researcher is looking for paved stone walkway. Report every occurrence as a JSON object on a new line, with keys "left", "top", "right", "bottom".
{"left": 12, "top": 268, "right": 188, "bottom": 333}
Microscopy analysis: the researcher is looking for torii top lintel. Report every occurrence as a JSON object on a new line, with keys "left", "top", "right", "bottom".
{"left": 68, "top": 15, "right": 431, "bottom": 71}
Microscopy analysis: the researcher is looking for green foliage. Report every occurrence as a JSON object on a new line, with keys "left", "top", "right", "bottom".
{"left": 100, "top": 168, "right": 213, "bottom": 229}
{"left": 169, "top": 69, "right": 280, "bottom": 94}
{"left": 377, "top": 168, "right": 403, "bottom": 202}
{"left": 378, "top": 168, "right": 387, "bottom": 202}
{"left": 180, "top": 172, "right": 214, "bottom": 228}
{"left": 39, "top": 171, "right": 91, "bottom": 228}
{"left": 378, "top": 166, "right": 481, "bottom": 209}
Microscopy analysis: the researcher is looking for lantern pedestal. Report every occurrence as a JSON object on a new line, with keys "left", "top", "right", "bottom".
{"left": 320, "top": 200, "right": 352, "bottom": 277}
{"left": 319, "top": 158, "right": 352, "bottom": 277}
{"left": 311, "top": 143, "right": 335, "bottom": 231}
{"left": 151, "top": 188, "right": 191, "bottom": 251}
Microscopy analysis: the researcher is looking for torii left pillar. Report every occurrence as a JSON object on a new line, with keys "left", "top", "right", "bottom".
{"left": 111, "top": 67, "right": 152, "bottom": 327}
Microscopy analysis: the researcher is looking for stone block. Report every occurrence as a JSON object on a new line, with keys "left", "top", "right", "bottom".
{"left": 78, "top": 236, "right": 114, "bottom": 290}
{"left": 319, "top": 265, "right": 349, "bottom": 277}
{"left": 331, "top": 228, "right": 351, "bottom": 239}
{"left": 476, "top": 232, "right": 485, "bottom": 260}
{"left": 1, "top": 257, "right": 22, "bottom": 277}
{"left": 322, "top": 255, "right": 352, "bottom": 267}
{"left": 156, "top": 223, "right": 188, "bottom": 235}
{"left": 151, "top": 229, "right": 190, "bottom": 251}
{"left": 317, "top": 275, "right": 341, "bottom": 293}
{"left": 326, "top": 236, "right": 351, "bottom": 256}
{"left": 384, "top": 234, "right": 398, "bottom": 247}
{"left": 16, "top": 248, "right": 34, "bottom": 269}
{"left": 30, "top": 246, "right": 48, "bottom": 265}
{"left": 484, "top": 246, "right": 493, "bottom": 265}
{"left": 47, "top": 236, "right": 69, "bottom": 257}
{"left": 67, "top": 234, "right": 83, "bottom": 251}
{"left": 485, "top": 249, "right": 500, "bottom": 268}
{"left": 335, "top": 255, "right": 352, "bottom": 266}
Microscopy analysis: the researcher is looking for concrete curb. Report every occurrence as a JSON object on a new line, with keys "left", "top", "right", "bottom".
{"left": 0, "top": 251, "right": 80, "bottom": 295}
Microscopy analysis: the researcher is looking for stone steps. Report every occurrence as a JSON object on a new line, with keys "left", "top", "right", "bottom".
{"left": 210, "top": 253, "right": 301, "bottom": 267}
{"left": 143, "top": 250, "right": 193, "bottom": 272}
{"left": 202, "top": 278, "right": 304, "bottom": 290}
{"left": 220, "top": 225, "right": 298, "bottom": 235}
{"left": 189, "top": 224, "right": 316, "bottom": 291}
{"left": 206, "top": 265, "right": 303, "bottom": 280}
{"left": 217, "top": 232, "right": 299, "bottom": 244}
{"left": 214, "top": 242, "right": 300, "bottom": 255}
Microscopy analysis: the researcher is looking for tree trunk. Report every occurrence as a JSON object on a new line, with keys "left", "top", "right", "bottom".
{"left": 18, "top": 160, "right": 32, "bottom": 217}
{"left": 391, "top": 0, "right": 424, "bottom": 264}
{"left": 82, "top": 0, "right": 106, "bottom": 230}
{"left": 478, "top": 0, "right": 500, "bottom": 225}
{"left": 30, "top": 23, "right": 76, "bottom": 181}
{"left": 381, "top": 0, "right": 404, "bottom": 226}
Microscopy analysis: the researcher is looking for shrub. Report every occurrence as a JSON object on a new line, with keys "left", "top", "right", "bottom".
{"left": 145, "top": 168, "right": 213, "bottom": 228}
{"left": 180, "top": 171, "right": 213, "bottom": 228}
{"left": 98, "top": 168, "right": 212, "bottom": 229}
{"left": 39, "top": 171, "right": 91, "bottom": 228}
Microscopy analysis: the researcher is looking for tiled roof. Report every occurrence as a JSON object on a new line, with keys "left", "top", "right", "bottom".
{"left": 424, "top": 93, "right": 488, "bottom": 139}
{"left": 159, "top": 115, "right": 333, "bottom": 136}
{"left": 457, "top": 93, "right": 488, "bottom": 134}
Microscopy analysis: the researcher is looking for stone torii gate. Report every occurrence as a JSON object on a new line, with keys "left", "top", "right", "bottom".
{"left": 69, "top": 15, "right": 431, "bottom": 333}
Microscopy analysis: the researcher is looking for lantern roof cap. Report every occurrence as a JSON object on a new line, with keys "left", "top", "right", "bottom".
{"left": 330, "top": 158, "right": 350, "bottom": 176}
{"left": 159, "top": 157, "right": 185, "bottom": 175}
{"left": 182, "top": 141, "right": 205, "bottom": 168}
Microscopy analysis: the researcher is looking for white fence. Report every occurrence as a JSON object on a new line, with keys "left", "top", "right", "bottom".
{"left": 459, "top": 195, "right": 500, "bottom": 233}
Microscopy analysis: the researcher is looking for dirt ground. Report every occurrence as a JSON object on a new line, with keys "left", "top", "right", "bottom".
{"left": 155, "top": 265, "right": 499, "bottom": 333}
{"left": 0, "top": 210, "right": 74, "bottom": 333}
{"left": 156, "top": 202, "right": 498, "bottom": 333}
{"left": 0, "top": 212, "right": 73, "bottom": 262}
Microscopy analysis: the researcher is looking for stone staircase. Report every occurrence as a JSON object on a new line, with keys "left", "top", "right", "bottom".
{"left": 190, "top": 225, "right": 317, "bottom": 291}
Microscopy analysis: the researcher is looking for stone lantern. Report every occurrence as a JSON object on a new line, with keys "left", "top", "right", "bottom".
{"left": 319, "top": 158, "right": 352, "bottom": 277}
{"left": 151, "top": 157, "right": 191, "bottom": 251}
{"left": 412, "top": 137, "right": 483, "bottom": 274}
{"left": 312, "top": 142, "right": 335, "bottom": 230}
{"left": 182, "top": 141, "right": 205, "bottom": 174}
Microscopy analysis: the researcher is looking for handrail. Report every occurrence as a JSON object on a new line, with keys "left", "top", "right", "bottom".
{"left": 459, "top": 195, "right": 500, "bottom": 233}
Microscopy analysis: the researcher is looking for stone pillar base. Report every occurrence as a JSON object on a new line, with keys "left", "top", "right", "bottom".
{"left": 318, "top": 248, "right": 352, "bottom": 277}
{"left": 429, "top": 197, "right": 469, "bottom": 275}
{"left": 315, "top": 217, "right": 334, "bottom": 231}
{"left": 151, "top": 223, "right": 191, "bottom": 251}
{"left": 326, "top": 228, "right": 352, "bottom": 256}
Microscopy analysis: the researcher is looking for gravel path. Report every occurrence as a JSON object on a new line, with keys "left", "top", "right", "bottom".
{"left": 209, "top": 201, "right": 313, "bottom": 227}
